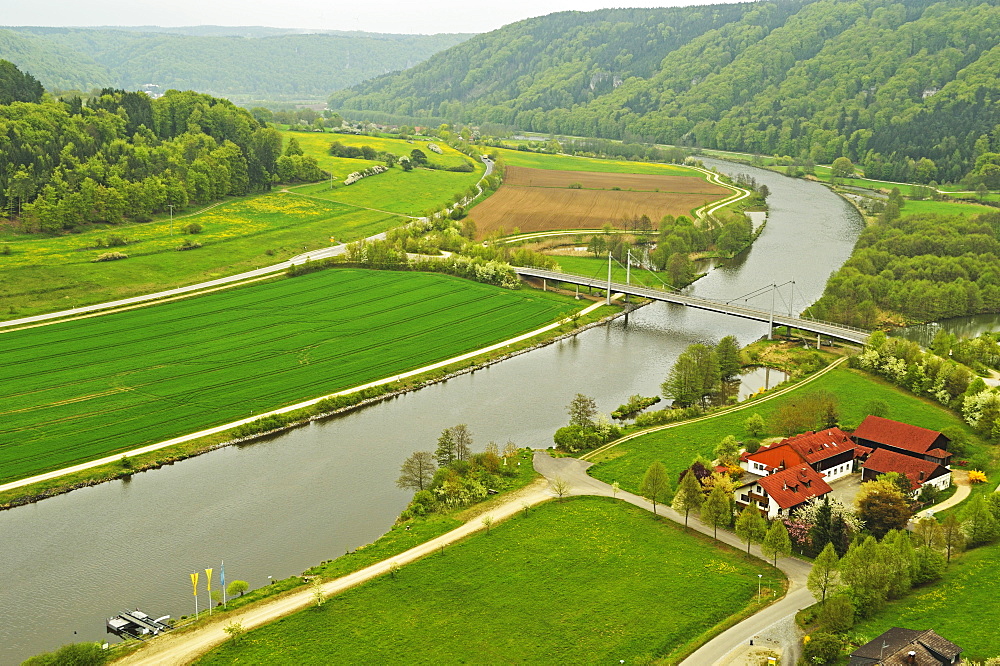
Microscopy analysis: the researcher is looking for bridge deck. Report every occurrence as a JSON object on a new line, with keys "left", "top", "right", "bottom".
{"left": 515, "top": 266, "right": 869, "bottom": 344}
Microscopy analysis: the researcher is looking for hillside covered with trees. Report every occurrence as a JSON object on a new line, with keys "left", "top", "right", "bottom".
{"left": 330, "top": 0, "right": 1000, "bottom": 185}
{"left": 0, "top": 61, "right": 293, "bottom": 230}
{"left": 0, "top": 26, "right": 472, "bottom": 102}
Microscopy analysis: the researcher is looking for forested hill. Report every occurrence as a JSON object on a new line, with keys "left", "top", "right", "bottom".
{"left": 0, "top": 27, "right": 472, "bottom": 102}
{"left": 330, "top": 0, "right": 1000, "bottom": 184}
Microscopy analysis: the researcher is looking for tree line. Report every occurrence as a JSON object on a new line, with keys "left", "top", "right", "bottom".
{"left": 0, "top": 69, "right": 294, "bottom": 231}
{"left": 330, "top": 0, "right": 1000, "bottom": 187}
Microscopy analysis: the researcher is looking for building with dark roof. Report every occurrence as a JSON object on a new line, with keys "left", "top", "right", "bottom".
{"left": 853, "top": 416, "right": 952, "bottom": 467}
{"left": 861, "top": 448, "right": 952, "bottom": 494}
{"left": 849, "top": 627, "right": 962, "bottom": 665}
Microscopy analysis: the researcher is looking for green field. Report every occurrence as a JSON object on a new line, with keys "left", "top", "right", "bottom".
{"left": 897, "top": 198, "right": 995, "bottom": 218}
{"left": 197, "top": 497, "right": 779, "bottom": 665}
{"left": 0, "top": 269, "right": 579, "bottom": 483}
{"left": 291, "top": 165, "right": 482, "bottom": 216}
{"left": 849, "top": 541, "right": 1000, "bottom": 661}
{"left": 285, "top": 129, "right": 476, "bottom": 173}
{"left": 495, "top": 147, "right": 695, "bottom": 175}
{"left": 589, "top": 367, "right": 987, "bottom": 494}
{"left": 551, "top": 254, "right": 673, "bottom": 288}
{"left": 0, "top": 193, "right": 404, "bottom": 317}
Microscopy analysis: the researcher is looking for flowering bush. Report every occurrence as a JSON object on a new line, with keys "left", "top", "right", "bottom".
{"left": 968, "top": 470, "right": 988, "bottom": 484}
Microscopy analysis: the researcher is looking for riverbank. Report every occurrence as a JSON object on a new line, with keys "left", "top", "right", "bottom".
{"left": 0, "top": 293, "right": 628, "bottom": 512}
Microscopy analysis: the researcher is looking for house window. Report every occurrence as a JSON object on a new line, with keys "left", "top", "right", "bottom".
{"left": 740, "top": 494, "right": 749, "bottom": 502}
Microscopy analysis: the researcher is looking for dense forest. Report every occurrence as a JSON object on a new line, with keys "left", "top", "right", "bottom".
{"left": 0, "top": 26, "right": 471, "bottom": 102}
{"left": 0, "top": 61, "right": 294, "bottom": 230}
{"left": 330, "top": 0, "right": 1000, "bottom": 184}
{"left": 810, "top": 211, "right": 1000, "bottom": 326}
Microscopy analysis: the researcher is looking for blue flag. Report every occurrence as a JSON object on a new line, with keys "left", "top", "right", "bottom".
{"left": 220, "top": 561, "right": 225, "bottom": 591}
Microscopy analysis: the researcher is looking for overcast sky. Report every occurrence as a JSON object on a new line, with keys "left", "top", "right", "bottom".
{"left": 1, "top": 0, "right": 750, "bottom": 35}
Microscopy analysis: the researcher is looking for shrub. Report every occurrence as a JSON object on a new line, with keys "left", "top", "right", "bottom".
{"left": 177, "top": 239, "right": 203, "bottom": 251}
{"left": 186, "top": 222, "right": 203, "bottom": 234}
{"left": 817, "top": 595, "right": 854, "bottom": 633}
{"left": 568, "top": 182, "right": 582, "bottom": 189}
{"left": 0, "top": 244, "right": 11, "bottom": 255}
{"left": 802, "top": 633, "right": 843, "bottom": 664}
{"left": 106, "top": 234, "right": 127, "bottom": 247}
{"left": 92, "top": 252, "right": 128, "bottom": 262}
{"left": 969, "top": 470, "right": 988, "bottom": 484}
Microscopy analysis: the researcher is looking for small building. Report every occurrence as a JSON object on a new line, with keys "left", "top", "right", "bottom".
{"left": 734, "top": 464, "right": 832, "bottom": 519}
{"left": 861, "top": 448, "right": 951, "bottom": 494}
{"left": 849, "top": 627, "right": 962, "bottom": 665}
{"left": 853, "top": 416, "right": 952, "bottom": 467}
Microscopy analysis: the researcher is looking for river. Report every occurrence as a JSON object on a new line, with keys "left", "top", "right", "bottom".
{"left": 0, "top": 161, "right": 863, "bottom": 664}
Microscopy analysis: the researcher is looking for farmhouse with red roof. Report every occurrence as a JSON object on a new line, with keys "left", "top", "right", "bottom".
{"left": 734, "top": 461, "right": 832, "bottom": 519}
{"left": 861, "top": 448, "right": 952, "bottom": 493}
{"left": 853, "top": 415, "right": 952, "bottom": 467}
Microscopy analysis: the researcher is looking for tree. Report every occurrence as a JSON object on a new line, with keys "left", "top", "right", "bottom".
{"left": 762, "top": 520, "right": 792, "bottom": 566}
{"left": 807, "top": 542, "right": 841, "bottom": 605}
{"left": 551, "top": 477, "right": 570, "bottom": 500}
{"left": 224, "top": 621, "right": 246, "bottom": 643}
{"left": 21, "top": 642, "right": 106, "bottom": 666}
{"left": 567, "top": 394, "right": 598, "bottom": 427}
{"left": 744, "top": 413, "right": 765, "bottom": 437}
{"left": 671, "top": 469, "right": 704, "bottom": 527}
{"left": 817, "top": 595, "right": 854, "bottom": 633}
{"left": 839, "top": 536, "right": 893, "bottom": 615}
{"left": 962, "top": 494, "right": 1000, "bottom": 545}
{"left": 640, "top": 461, "right": 670, "bottom": 514}
{"left": 701, "top": 484, "right": 732, "bottom": 539}
{"left": 410, "top": 148, "right": 428, "bottom": 165}
{"left": 450, "top": 424, "right": 473, "bottom": 462}
{"left": 856, "top": 478, "right": 912, "bottom": 539}
{"left": 913, "top": 516, "right": 944, "bottom": 550}
{"left": 713, "top": 435, "right": 741, "bottom": 466}
{"left": 831, "top": 156, "right": 854, "bottom": 179}
{"left": 396, "top": 451, "right": 437, "bottom": 491}
{"left": 435, "top": 428, "right": 456, "bottom": 467}
{"left": 661, "top": 343, "right": 721, "bottom": 407}
{"left": 284, "top": 137, "right": 304, "bottom": 156}
{"left": 716, "top": 335, "right": 742, "bottom": 380}
{"left": 941, "top": 513, "right": 966, "bottom": 563}
{"left": 735, "top": 504, "right": 767, "bottom": 554}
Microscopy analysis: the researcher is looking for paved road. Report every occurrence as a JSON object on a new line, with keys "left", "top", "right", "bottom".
{"left": 534, "top": 453, "right": 812, "bottom": 666}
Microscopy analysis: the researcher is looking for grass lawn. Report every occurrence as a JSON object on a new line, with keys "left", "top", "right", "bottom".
{"left": 196, "top": 497, "right": 780, "bottom": 665}
{"left": 0, "top": 193, "right": 403, "bottom": 317}
{"left": 848, "top": 541, "right": 1000, "bottom": 661}
{"left": 0, "top": 269, "right": 580, "bottom": 483}
{"left": 285, "top": 129, "right": 475, "bottom": 171}
{"left": 495, "top": 147, "right": 696, "bottom": 175}
{"left": 292, "top": 165, "right": 482, "bottom": 216}
{"left": 898, "top": 198, "right": 995, "bottom": 217}
{"left": 552, "top": 254, "right": 674, "bottom": 288}
{"left": 588, "top": 367, "right": 989, "bottom": 495}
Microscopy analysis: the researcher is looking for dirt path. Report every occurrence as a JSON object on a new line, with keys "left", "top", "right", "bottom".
{"left": 917, "top": 469, "right": 971, "bottom": 518}
{"left": 115, "top": 479, "right": 557, "bottom": 665}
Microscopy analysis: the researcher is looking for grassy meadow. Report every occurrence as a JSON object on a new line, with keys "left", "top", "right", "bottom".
{"left": 551, "top": 254, "right": 673, "bottom": 288}
{"left": 197, "top": 497, "right": 780, "bottom": 665}
{"left": 0, "top": 269, "right": 580, "bottom": 483}
{"left": 588, "top": 366, "right": 989, "bottom": 495}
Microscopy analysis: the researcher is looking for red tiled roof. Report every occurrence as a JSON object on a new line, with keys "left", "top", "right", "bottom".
{"left": 781, "top": 428, "right": 855, "bottom": 463}
{"left": 863, "top": 448, "right": 950, "bottom": 488}
{"left": 853, "top": 444, "right": 873, "bottom": 458}
{"left": 758, "top": 464, "right": 832, "bottom": 510}
{"left": 853, "top": 415, "right": 945, "bottom": 455}
{"left": 926, "top": 447, "right": 952, "bottom": 459}
{"left": 743, "top": 443, "right": 805, "bottom": 473}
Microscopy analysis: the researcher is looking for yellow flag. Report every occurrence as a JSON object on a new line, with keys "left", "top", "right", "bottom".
{"left": 205, "top": 568, "right": 213, "bottom": 592}
{"left": 190, "top": 572, "right": 199, "bottom": 596}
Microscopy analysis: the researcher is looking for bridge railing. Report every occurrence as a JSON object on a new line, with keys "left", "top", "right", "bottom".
{"left": 517, "top": 266, "right": 872, "bottom": 337}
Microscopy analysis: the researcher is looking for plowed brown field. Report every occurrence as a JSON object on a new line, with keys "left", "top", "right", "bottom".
{"left": 504, "top": 166, "right": 728, "bottom": 194}
{"left": 472, "top": 167, "right": 730, "bottom": 238}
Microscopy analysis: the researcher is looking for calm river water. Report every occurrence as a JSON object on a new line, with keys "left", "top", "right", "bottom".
{"left": 0, "top": 160, "right": 864, "bottom": 664}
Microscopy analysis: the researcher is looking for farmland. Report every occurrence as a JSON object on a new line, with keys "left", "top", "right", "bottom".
{"left": 197, "top": 497, "right": 779, "bottom": 665}
{"left": 495, "top": 148, "right": 697, "bottom": 175}
{"left": 469, "top": 166, "right": 729, "bottom": 238}
{"left": 0, "top": 269, "right": 579, "bottom": 484}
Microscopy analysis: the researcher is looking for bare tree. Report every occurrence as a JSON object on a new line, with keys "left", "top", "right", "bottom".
{"left": 450, "top": 424, "right": 473, "bottom": 461}
{"left": 396, "top": 451, "right": 437, "bottom": 491}
{"left": 551, "top": 477, "right": 570, "bottom": 500}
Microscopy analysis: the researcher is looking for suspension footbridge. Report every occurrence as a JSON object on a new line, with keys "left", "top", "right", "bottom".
{"left": 514, "top": 265, "right": 870, "bottom": 345}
